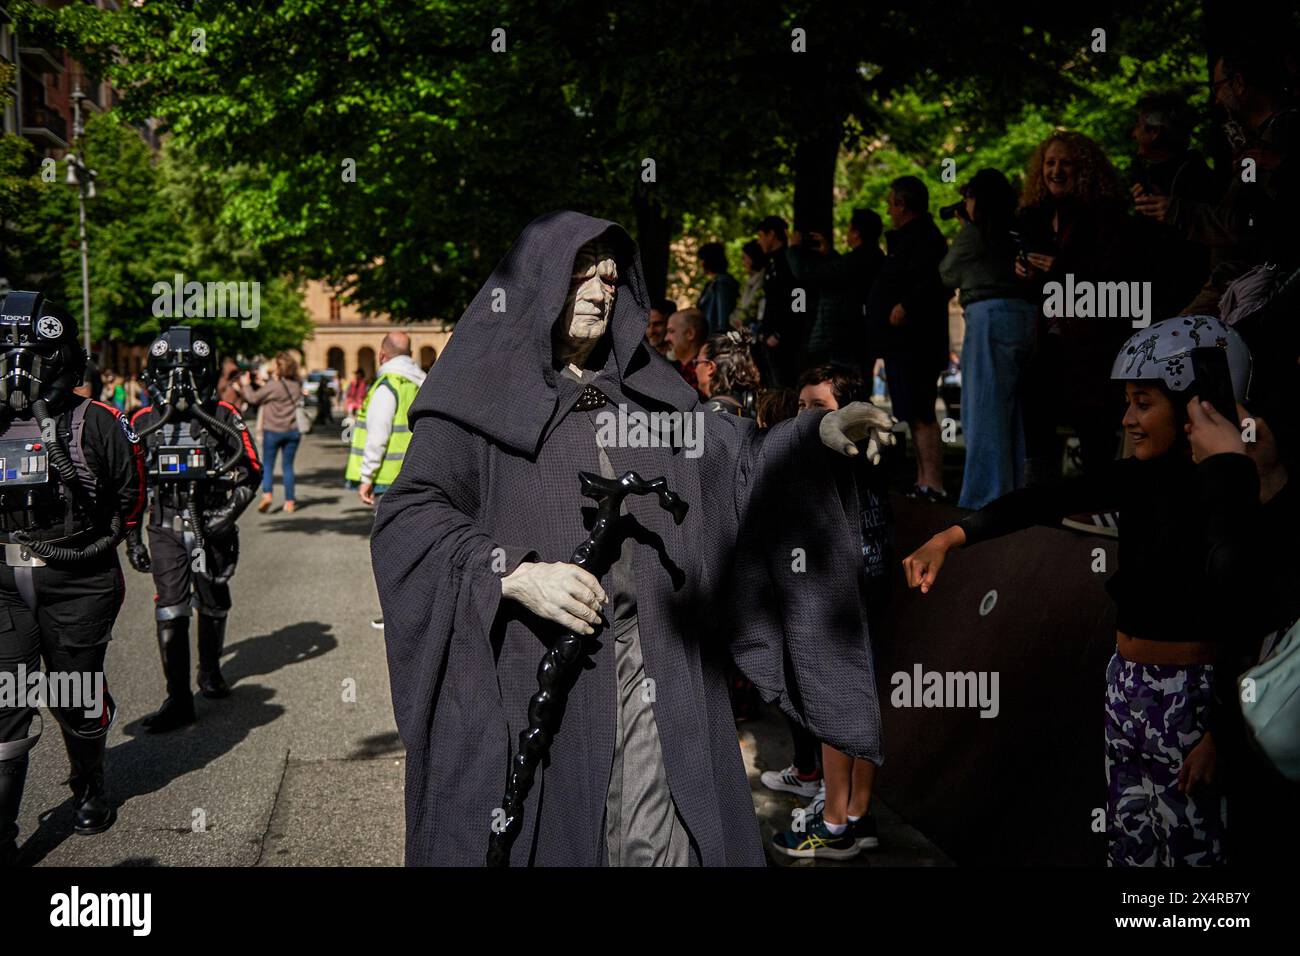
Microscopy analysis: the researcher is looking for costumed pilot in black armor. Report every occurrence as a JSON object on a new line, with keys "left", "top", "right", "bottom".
{"left": 0, "top": 291, "right": 145, "bottom": 866}
{"left": 126, "top": 327, "right": 261, "bottom": 733}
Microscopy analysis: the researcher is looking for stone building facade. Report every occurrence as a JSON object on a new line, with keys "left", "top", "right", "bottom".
{"left": 298, "top": 281, "right": 451, "bottom": 380}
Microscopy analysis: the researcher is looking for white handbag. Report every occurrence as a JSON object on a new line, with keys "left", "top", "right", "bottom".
{"left": 284, "top": 380, "right": 312, "bottom": 434}
{"left": 1239, "top": 617, "right": 1300, "bottom": 781}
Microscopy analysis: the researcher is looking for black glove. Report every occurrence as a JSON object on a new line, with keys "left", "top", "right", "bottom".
{"left": 203, "top": 486, "right": 255, "bottom": 538}
{"left": 126, "top": 527, "right": 151, "bottom": 573}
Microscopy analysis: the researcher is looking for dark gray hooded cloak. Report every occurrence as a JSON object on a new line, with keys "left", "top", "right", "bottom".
{"left": 372, "top": 210, "right": 881, "bottom": 866}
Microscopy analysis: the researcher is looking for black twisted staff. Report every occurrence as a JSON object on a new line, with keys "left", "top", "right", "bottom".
{"left": 486, "top": 469, "right": 688, "bottom": 867}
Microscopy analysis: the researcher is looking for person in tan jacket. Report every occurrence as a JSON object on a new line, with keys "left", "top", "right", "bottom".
{"left": 242, "top": 352, "right": 304, "bottom": 513}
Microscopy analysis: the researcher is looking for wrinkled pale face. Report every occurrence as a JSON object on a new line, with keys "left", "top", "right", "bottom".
{"left": 560, "top": 239, "right": 618, "bottom": 347}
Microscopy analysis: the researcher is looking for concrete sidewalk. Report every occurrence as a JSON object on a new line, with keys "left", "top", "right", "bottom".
{"left": 18, "top": 429, "right": 949, "bottom": 867}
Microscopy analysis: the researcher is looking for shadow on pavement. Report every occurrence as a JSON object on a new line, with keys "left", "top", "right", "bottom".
{"left": 223, "top": 620, "right": 338, "bottom": 685}
{"left": 348, "top": 731, "right": 403, "bottom": 759}
{"left": 258, "top": 510, "right": 375, "bottom": 537}
{"left": 17, "top": 621, "right": 338, "bottom": 866}
{"left": 273, "top": 464, "right": 347, "bottom": 487}
{"left": 21, "top": 683, "right": 284, "bottom": 866}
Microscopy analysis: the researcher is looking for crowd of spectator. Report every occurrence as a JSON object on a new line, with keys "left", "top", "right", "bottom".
{"left": 657, "top": 36, "right": 1296, "bottom": 512}
{"left": 650, "top": 33, "right": 1299, "bottom": 867}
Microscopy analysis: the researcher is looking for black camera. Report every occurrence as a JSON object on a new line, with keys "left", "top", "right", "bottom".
{"left": 1008, "top": 228, "right": 1031, "bottom": 260}
{"left": 938, "top": 200, "right": 969, "bottom": 222}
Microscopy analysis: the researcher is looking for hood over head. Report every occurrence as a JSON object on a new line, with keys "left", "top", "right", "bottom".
{"left": 410, "top": 211, "right": 696, "bottom": 455}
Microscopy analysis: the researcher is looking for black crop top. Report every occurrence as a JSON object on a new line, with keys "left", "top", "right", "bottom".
{"left": 958, "top": 454, "right": 1230, "bottom": 644}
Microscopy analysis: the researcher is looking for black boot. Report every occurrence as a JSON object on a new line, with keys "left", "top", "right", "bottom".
{"left": 63, "top": 733, "right": 116, "bottom": 835}
{"left": 0, "top": 754, "right": 28, "bottom": 866}
{"left": 143, "top": 618, "right": 196, "bottom": 732}
{"left": 197, "top": 614, "right": 230, "bottom": 699}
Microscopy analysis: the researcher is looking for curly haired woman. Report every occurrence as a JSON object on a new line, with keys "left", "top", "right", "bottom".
{"left": 697, "top": 331, "right": 762, "bottom": 418}
{"left": 1015, "top": 131, "right": 1139, "bottom": 483}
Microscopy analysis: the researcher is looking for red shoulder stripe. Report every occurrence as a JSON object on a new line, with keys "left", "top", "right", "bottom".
{"left": 219, "top": 400, "right": 261, "bottom": 471}
{"left": 130, "top": 405, "right": 153, "bottom": 427}
{"left": 89, "top": 399, "right": 147, "bottom": 528}
{"left": 127, "top": 428, "right": 146, "bottom": 529}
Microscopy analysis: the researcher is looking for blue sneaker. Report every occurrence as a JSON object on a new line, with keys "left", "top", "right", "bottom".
{"left": 772, "top": 812, "right": 860, "bottom": 860}
{"left": 850, "top": 812, "right": 879, "bottom": 849}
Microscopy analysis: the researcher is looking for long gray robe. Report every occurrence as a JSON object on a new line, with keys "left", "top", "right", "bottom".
{"left": 372, "top": 211, "right": 881, "bottom": 866}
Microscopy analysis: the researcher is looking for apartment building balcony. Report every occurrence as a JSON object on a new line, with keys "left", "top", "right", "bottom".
{"left": 21, "top": 103, "right": 68, "bottom": 147}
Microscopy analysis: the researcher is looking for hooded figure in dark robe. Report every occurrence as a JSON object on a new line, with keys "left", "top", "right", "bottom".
{"left": 372, "top": 210, "right": 894, "bottom": 866}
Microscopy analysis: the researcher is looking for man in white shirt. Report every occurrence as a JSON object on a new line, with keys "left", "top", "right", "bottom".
{"left": 355, "top": 332, "right": 427, "bottom": 505}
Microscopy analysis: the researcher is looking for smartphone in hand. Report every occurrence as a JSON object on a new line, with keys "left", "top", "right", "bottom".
{"left": 1189, "top": 347, "right": 1239, "bottom": 425}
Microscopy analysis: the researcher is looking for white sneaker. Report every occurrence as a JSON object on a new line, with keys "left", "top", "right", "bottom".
{"left": 759, "top": 765, "right": 822, "bottom": 798}
{"left": 370, "top": 618, "right": 384, "bottom": 630}
{"left": 803, "top": 783, "right": 826, "bottom": 818}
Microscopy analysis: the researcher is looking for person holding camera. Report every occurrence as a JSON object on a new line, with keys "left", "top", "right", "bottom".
{"left": 939, "top": 169, "right": 1039, "bottom": 509}
{"left": 1135, "top": 41, "right": 1297, "bottom": 315}
{"left": 1127, "top": 92, "right": 1217, "bottom": 318}
{"left": 1014, "top": 131, "right": 1132, "bottom": 483}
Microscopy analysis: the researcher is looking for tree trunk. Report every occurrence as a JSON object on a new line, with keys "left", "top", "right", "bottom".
{"left": 791, "top": 119, "right": 843, "bottom": 237}
{"left": 1202, "top": 0, "right": 1231, "bottom": 183}
{"left": 632, "top": 186, "right": 674, "bottom": 304}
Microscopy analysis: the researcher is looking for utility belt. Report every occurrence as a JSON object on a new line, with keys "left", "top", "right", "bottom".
{"left": 151, "top": 503, "right": 201, "bottom": 535}
{"left": 149, "top": 484, "right": 220, "bottom": 532}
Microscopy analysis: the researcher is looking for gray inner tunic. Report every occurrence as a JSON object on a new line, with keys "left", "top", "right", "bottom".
{"left": 559, "top": 364, "right": 692, "bottom": 866}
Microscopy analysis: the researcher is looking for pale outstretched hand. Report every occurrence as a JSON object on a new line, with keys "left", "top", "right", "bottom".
{"left": 819, "top": 401, "right": 897, "bottom": 465}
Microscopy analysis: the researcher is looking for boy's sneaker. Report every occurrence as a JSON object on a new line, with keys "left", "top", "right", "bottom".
{"left": 1061, "top": 511, "right": 1120, "bottom": 537}
{"left": 772, "top": 813, "right": 860, "bottom": 861}
{"left": 759, "top": 765, "right": 822, "bottom": 798}
{"left": 803, "top": 782, "right": 826, "bottom": 818}
{"left": 906, "top": 484, "right": 949, "bottom": 503}
{"left": 850, "top": 812, "right": 879, "bottom": 849}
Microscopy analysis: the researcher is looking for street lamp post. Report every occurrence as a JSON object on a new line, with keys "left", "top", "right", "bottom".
{"left": 67, "top": 84, "right": 95, "bottom": 356}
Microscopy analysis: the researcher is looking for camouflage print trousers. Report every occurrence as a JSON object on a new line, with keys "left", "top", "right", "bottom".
{"left": 1104, "top": 653, "right": 1225, "bottom": 866}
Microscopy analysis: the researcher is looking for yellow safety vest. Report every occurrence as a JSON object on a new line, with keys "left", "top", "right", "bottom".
{"left": 345, "top": 372, "right": 420, "bottom": 486}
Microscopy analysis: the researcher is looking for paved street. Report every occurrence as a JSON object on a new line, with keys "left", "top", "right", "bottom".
{"left": 21, "top": 430, "right": 403, "bottom": 866}
{"left": 19, "top": 429, "right": 947, "bottom": 867}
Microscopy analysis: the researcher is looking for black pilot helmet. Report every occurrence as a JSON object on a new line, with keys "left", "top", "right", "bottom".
{"left": 0, "top": 290, "right": 87, "bottom": 416}
{"left": 143, "top": 325, "right": 218, "bottom": 412}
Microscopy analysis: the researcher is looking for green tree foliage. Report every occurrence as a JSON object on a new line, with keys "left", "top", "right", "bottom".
{"left": 679, "top": 0, "right": 1221, "bottom": 291}
{"left": 0, "top": 107, "right": 308, "bottom": 357}
{"left": 15, "top": 0, "right": 1246, "bottom": 323}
